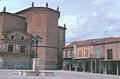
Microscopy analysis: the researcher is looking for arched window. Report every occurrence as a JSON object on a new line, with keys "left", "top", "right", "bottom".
{"left": 11, "top": 35, "right": 14, "bottom": 39}
{"left": 21, "top": 36, "right": 24, "bottom": 40}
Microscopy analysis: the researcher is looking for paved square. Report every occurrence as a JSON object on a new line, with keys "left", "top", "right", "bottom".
{"left": 0, "top": 69, "right": 120, "bottom": 79}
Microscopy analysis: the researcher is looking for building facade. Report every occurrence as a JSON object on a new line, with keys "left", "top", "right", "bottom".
{"left": 63, "top": 37, "right": 120, "bottom": 75}
{"left": 0, "top": 2, "right": 66, "bottom": 69}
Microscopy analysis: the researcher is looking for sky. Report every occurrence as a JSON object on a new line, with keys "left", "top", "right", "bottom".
{"left": 1, "top": 0, "right": 120, "bottom": 45}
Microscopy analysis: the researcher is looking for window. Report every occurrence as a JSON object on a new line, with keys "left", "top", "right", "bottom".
{"left": 96, "top": 49, "right": 100, "bottom": 58}
{"left": 8, "top": 45, "right": 13, "bottom": 52}
{"left": 21, "top": 36, "right": 24, "bottom": 40}
{"left": 85, "top": 48, "right": 89, "bottom": 57}
{"left": 107, "top": 49, "right": 113, "bottom": 60}
{"left": 78, "top": 49, "right": 82, "bottom": 58}
{"left": 11, "top": 35, "right": 14, "bottom": 39}
{"left": 65, "top": 50, "right": 68, "bottom": 58}
{"left": 20, "top": 46, "right": 25, "bottom": 53}
{"left": 70, "top": 49, "right": 73, "bottom": 57}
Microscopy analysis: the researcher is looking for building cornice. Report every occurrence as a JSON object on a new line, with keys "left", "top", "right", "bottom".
{"left": 15, "top": 7, "right": 60, "bottom": 17}
{"left": 0, "top": 12, "right": 26, "bottom": 19}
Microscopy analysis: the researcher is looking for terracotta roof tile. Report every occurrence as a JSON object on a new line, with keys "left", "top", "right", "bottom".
{"left": 64, "top": 37, "right": 120, "bottom": 48}
{"left": 64, "top": 38, "right": 98, "bottom": 48}
{"left": 93, "top": 37, "right": 120, "bottom": 44}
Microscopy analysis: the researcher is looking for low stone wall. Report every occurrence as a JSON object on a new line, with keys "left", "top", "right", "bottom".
{"left": 3, "top": 60, "right": 31, "bottom": 69}
{"left": 0, "top": 61, "right": 4, "bottom": 68}
{"left": 0, "top": 53, "right": 32, "bottom": 69}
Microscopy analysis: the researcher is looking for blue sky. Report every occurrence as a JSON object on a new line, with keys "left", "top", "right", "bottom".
{"left": 1, "top": 0, "right": 120, "bottom": 45}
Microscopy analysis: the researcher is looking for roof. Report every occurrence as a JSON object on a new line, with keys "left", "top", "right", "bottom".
{"left": 93, "top": 37, "right": 120, "bottom": 44}
{"left": 58, "top": 26, "right": 66, "bottom": 29}
{"left": 15, "top": 7, "right": 60, "bottom": 16}
{"left": 64, "top": 38, "right": 98, "bottom": 48}
{"left": 2, "top": 29, "right": 32, "bottom": 37}
{"left": 0, "top": 12, "right": 25, "bottom": 18}
{"left": 64, "top": 41, "right": 78, "bottom": 48}
{"left": 64, "top": 37, "right": 120, "bottom": 48}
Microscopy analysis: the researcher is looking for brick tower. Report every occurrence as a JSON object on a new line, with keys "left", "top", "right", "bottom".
{"left": 16, "top": 2, "right": 66, "bottom": 69}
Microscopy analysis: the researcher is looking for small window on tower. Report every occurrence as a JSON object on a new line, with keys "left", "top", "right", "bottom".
{"left": 11, "top": 35, "right": 14, "bottom": 39}
{"left": 21, "top": 36, "right": 24, "bottom": 40}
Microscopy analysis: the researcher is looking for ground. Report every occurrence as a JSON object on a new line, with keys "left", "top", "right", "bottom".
{"left": 0, "top": 69, "right": 120, "bottom": 79}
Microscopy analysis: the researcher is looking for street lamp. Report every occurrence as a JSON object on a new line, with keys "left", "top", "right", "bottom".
{"left": 32, "top": 35, "right": 42, "bottom": 58}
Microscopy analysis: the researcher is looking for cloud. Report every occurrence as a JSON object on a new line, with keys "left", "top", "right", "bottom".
{"left": 59, "top": 0, "right": 120, "bottom": 45}
{"left": 1, "top": 0, "right": 120, "bottom": 45}
{"left": 59, "top": 15, "right": 88, "bottom": 44}
{"left": 92, "top": 0, "right": 112, "bottom": 7}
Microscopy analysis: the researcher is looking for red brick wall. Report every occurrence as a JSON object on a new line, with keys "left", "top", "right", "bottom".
{"left": 16, "top": 7, "right": 60, "bottom": 69}
{"left": 104, "top": 43, "right": 119, "bottom": 60}
{"left": 93, "top": 43, "right": 120, "bottom": 60}
{"left": 0, "top": 15, "right": 3, "bottom": 38}
{"left": 76, "top": 45, "right": 91, "bottom": 58}
{"left": 63, "top": 48, "right": 74, "bottom": 58}
{"left": 93, "top": 45, "right": 104, "bottom": 58}
{"left": 2, "top": 13, "right": 26, "bottom": 32}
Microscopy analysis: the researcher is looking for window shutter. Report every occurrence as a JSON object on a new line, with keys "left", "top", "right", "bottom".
{"left": 79, "top": 50, "right": 82, "bottom": 58}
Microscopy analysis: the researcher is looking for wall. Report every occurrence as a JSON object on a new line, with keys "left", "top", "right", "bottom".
{"left": 46, "top": 9, "right": 59, "bottom": 69}
{"left": 93, "top": 42, "right": 120, "bottom": 60}
{"left": 2, "top": 53, "right": 31, "bottom": 69}
{"left": 0, "top": 57, "right": 3, "bottom": 68}
{"left": 0, "top": 14, "right": 3, "bottom": 38}
{"left": 16, "top": 7, "right": 60, "bottom": 69}
{"left": 93, "top": 45, "right": 104, "bottom": 58}
{"left": 2, "top": 13, "right": 26, "bottom": 32}
{"left": 58, "top": 27, "right": 66, "bottom": 69}
{"left": 104, "top": 43, "right": 119, "bottom": 60}
{"left": 63, "top": 48, "right": 74, "bottom": 58}
{"left": 76, "top": 45, "right": 91, "bottom": 58}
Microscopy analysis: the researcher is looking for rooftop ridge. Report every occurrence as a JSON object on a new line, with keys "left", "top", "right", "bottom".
{"left": 64, "top": 37, "right": 120, "bottom": 48}
{"left": 0, "top": 12, "right": 26, "bottom": 18}
{"left": 15, "top": 7, "right": 60, "bottom": 14}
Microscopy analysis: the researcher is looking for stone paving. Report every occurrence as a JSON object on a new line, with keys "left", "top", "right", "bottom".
{"left": 0, "top": 69, "right": 120, "bottom": 79}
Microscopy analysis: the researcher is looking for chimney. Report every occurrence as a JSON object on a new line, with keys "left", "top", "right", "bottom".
{"left": 64, "top": 24, "right": 66, "bottom": 28}
{"left": 57, "top": 7, "right": 59, "bottom": 11}
{"left": 3, "top": 6, "right": 6, "bottom": 12}
{"left": 46, "top": 2, "right": 48, "bottom": 8}
{"left": 32, "top": 2, "right": 34, "bottom": 7}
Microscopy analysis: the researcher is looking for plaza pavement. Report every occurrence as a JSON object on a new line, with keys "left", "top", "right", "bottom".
{"left": 0, "top": 69, "right": 120, "bottom": 79}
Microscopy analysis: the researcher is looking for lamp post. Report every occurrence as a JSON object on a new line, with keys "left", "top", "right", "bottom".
{"left": 32, "top": 35, "right": 42, "bottom": 58}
